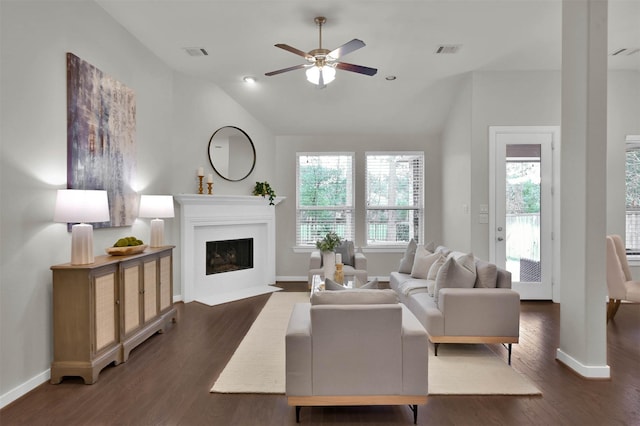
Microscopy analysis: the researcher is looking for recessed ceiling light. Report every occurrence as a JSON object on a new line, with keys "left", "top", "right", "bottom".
{"left": 385, "top": 75, "right": 397, "bottom": 81}
{"left": 243, "top": 76, "right": 257, "bottom": 84}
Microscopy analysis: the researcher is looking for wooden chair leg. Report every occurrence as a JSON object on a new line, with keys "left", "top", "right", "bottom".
{"left": 607, "top": 298, "right": 622, "bottom": 322}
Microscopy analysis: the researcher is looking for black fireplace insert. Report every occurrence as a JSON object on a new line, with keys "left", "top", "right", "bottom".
{"left": 206, "top": 238, "right": 253, "bottom": 275}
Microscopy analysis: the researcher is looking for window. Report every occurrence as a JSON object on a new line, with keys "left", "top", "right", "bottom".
{"left": 366, "top": 152, "right": 424, "bottom": 245}
{"left": 296, "top": 153, "right": 354, "bottom": 246}
{"left": 626, "top": 139, "right": 640, "bottom": 252}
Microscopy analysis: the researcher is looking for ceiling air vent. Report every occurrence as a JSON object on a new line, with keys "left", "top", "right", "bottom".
{"left": 435, "top": 44, "right": 461, "bottom": 54}
{"left": 610, "top": 48, "right": 640, "bottom": 56}
{"left": 183, "top": 47, "right": 209, "bottom": 57}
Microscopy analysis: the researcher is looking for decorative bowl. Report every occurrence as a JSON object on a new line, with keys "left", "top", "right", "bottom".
{"left": 106, "top": 245, "right": 148, "bottom": 256}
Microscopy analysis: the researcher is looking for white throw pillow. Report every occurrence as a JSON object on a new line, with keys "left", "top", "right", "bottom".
{"left": 427, "top": 254, "right": 446, "bottom": 280}
{"left": 411, "top": 246, "right": 440, "bottom": 279}
{"left": 434, "top": 253, "right": 477, "bottom": 305}
{"left": 398, "top": 238, "right": 418, "bottom": 273}
{"left": 424, "top": 241, "right": 437, "bottom": 252}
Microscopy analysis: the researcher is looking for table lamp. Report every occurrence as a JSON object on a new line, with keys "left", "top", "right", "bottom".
{"left": 54, "top": 189, "right": 110, "bottom": 265}
{"left": 138, "top": 195, "right": 175, "bottom": 247}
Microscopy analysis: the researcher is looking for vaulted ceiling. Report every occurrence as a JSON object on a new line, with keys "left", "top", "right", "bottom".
{"left": 97, "top": 0, "right": 640, "bottom": 136}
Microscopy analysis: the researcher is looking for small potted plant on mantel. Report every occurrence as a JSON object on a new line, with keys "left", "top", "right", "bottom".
{"left": 252, "top": 181, "right": 276, "bottom": 205}
{"left": 316, "top": 232, "right": 342, "bottom": 279}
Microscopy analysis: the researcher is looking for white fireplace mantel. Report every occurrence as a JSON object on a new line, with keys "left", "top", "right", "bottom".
{"left": 175, "top": 194, "right": 285, "bottom": 305}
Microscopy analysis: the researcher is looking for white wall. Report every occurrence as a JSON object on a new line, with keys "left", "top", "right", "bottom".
{"left": 274, "top": 134, "right": 441, "bottom": 280}
{"left": 440, "top": 74, "right": 473, "bottom": 252}
{"left": 0, "top": 0, "right": 275, "bottom": 405}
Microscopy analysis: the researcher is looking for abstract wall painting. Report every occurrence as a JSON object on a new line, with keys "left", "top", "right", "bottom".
{"left": 66, "top": 52, "right": 137, "bottom": 228}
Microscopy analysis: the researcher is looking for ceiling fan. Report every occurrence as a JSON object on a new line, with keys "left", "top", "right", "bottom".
{"left": 265, "top": 16, "right": 378, "bottom": 88}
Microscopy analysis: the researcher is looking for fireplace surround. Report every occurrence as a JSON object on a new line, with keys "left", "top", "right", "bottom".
{"left": 175, "top": 194, "right": 284, "bottom": 305}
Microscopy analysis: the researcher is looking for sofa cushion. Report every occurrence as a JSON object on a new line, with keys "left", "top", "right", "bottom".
{"left": 410, "top": 246, "right": 440, "bottom": 279}
{"left": 398, "top": 238, "right": 418, "bottom": 273}
{"left": 335, "top": 240, "right": 355, "bottom": 266}
{"left": 311, "top": 289, "right": 398, "bottom": 305}
{"left": 474, "top": 259, "right": 498, "bottom": 288}
{"left": 434, "top": 253, "right": 476, "bottom": 305}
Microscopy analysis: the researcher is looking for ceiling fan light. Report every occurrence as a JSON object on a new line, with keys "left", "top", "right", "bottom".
{"left": 305, "top": 65, "right": 336, "bottom": 85}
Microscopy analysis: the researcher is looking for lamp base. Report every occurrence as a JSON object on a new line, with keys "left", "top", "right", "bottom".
{"left": 70, "top": 223, "right": 94, "bottom": 265}
{"left": 149, "top": 219, "right": 165, "bottom": 247}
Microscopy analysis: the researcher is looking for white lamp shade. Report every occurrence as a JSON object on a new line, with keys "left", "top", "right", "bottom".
{"left": 54, "top": 189, "right": 110, "bottom": 223}
{"left": 306, "top": 65, "right": 336, "bottom": 85}
{"left": 138, "top": 195, "right": 175, "bottom": 219}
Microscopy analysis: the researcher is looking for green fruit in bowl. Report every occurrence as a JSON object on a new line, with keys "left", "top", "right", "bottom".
{"left": 113, "top": 236, "right": 144, "bottom": 247}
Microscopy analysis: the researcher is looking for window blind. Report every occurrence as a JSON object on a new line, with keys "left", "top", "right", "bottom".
{"left": 365, "top": 152, "right": 424, "bottom": 245}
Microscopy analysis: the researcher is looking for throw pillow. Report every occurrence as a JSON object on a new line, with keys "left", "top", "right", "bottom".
{"left": 424, "top": 241, "right": 437, "bottom": 252}
{"left": 434, "top": 253, "right": 477, "bottom": 306}
{"left": 474, "top": 259, "right": 498, "bottom": 288}
{"left": 411, "top": 247, "right": 441, "bottom": 279}
{"left": 427, "top": 254, "right": 446, "bottom": 280}
{"left": 435, "top": 245, "right": 452, "bottom": 256}
{"left": 398, "top": 238, "right": 418, "bottom": 273}
{"left": 325, "top": 278, "right": 348, "bottom": 290}
{"left": 325, "top": 277, "right": 379, "bottom": 290}
{"left": 427, "top": 280, "right": 436, "bottom": 296}
{"left": 359, "top": 278, "right": 379, "bottom": 289}
{"left": 335, "top": 240, "right": 355, "bottom": 266}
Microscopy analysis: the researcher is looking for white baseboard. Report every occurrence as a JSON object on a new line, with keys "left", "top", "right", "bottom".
{"left": 556, "top": 348, "right": 610, "bottom": 379}
{"left": 0, "top": 368, "right": 50, "bottom": 409}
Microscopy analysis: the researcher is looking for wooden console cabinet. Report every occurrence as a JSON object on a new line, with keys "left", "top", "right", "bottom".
{"left": 50, "top": 246, "right": 177, "bottom": 384}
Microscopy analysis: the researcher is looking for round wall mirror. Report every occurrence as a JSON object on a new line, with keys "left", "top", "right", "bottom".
{"left": 208, "top": 126, "right": 256, "bottom": 182}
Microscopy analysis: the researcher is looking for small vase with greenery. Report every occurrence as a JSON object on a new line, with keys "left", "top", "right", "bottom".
{"left": 316, "top": 232, "right": 342, "bottom": 252}
{"left": 252, "top": 181, "right": 276, "bottom": 205}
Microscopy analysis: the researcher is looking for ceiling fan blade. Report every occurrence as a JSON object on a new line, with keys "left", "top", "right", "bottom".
{"left": 327, "top": 39, "right": 365, "bottom": 60}
{"left": 265, "top": 64, "right": 307, "bottom": 76}
{"left": 335, "top": 62, "right": 378, "bottom": 76}
{"left": 274, "top": 44, "right": 314, "bottom": 61}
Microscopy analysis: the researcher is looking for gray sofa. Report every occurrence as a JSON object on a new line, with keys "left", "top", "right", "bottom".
{"left": 389, "top": 243, "right": 520, "bottom": 364}
{"left": 285, "top": 289, "right": 428, "bottom": 423}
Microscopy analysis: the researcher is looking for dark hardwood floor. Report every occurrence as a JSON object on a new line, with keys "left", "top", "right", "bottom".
{"left": 1, "top": 282, "right": 639, "bottom": 426}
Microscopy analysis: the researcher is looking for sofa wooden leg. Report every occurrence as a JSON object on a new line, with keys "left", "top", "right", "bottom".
{"left": 409, "top": 404, "right": 418, "bottom": 424}
{"left": 295, "top": 406, "right": 301, "bottom": 423}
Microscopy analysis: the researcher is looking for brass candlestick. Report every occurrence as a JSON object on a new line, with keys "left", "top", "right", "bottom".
{"left": 207, "top": 182, "right": 213, "bottom": 195}
{"left": 198, "top": 176, "right": 204, "bottom": 194}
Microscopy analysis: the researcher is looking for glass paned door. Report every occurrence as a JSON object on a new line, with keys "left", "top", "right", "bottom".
{"left": 505, "top": 144, "right": 542, "bottom": 284}
{"left": 491, "top": 128, "right": 555, "bottom": 300}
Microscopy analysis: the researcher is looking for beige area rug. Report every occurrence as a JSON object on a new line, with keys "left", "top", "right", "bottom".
{"left": 211, "top": 292, "right": 310, "bottom": 394}
{"left": 428, "top": 344, "right": 541, "bottom": 395}
{"left": 210, "top": 292, "right": 541, "bottom": 396}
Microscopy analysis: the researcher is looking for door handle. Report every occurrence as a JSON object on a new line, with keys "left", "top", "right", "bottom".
{"left": 497, "top": 237, "right": 504, "bottom": 241}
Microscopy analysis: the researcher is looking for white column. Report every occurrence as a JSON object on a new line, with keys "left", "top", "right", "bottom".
{"left": 557, "top": 0, "right": 610, "bottom": 378}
